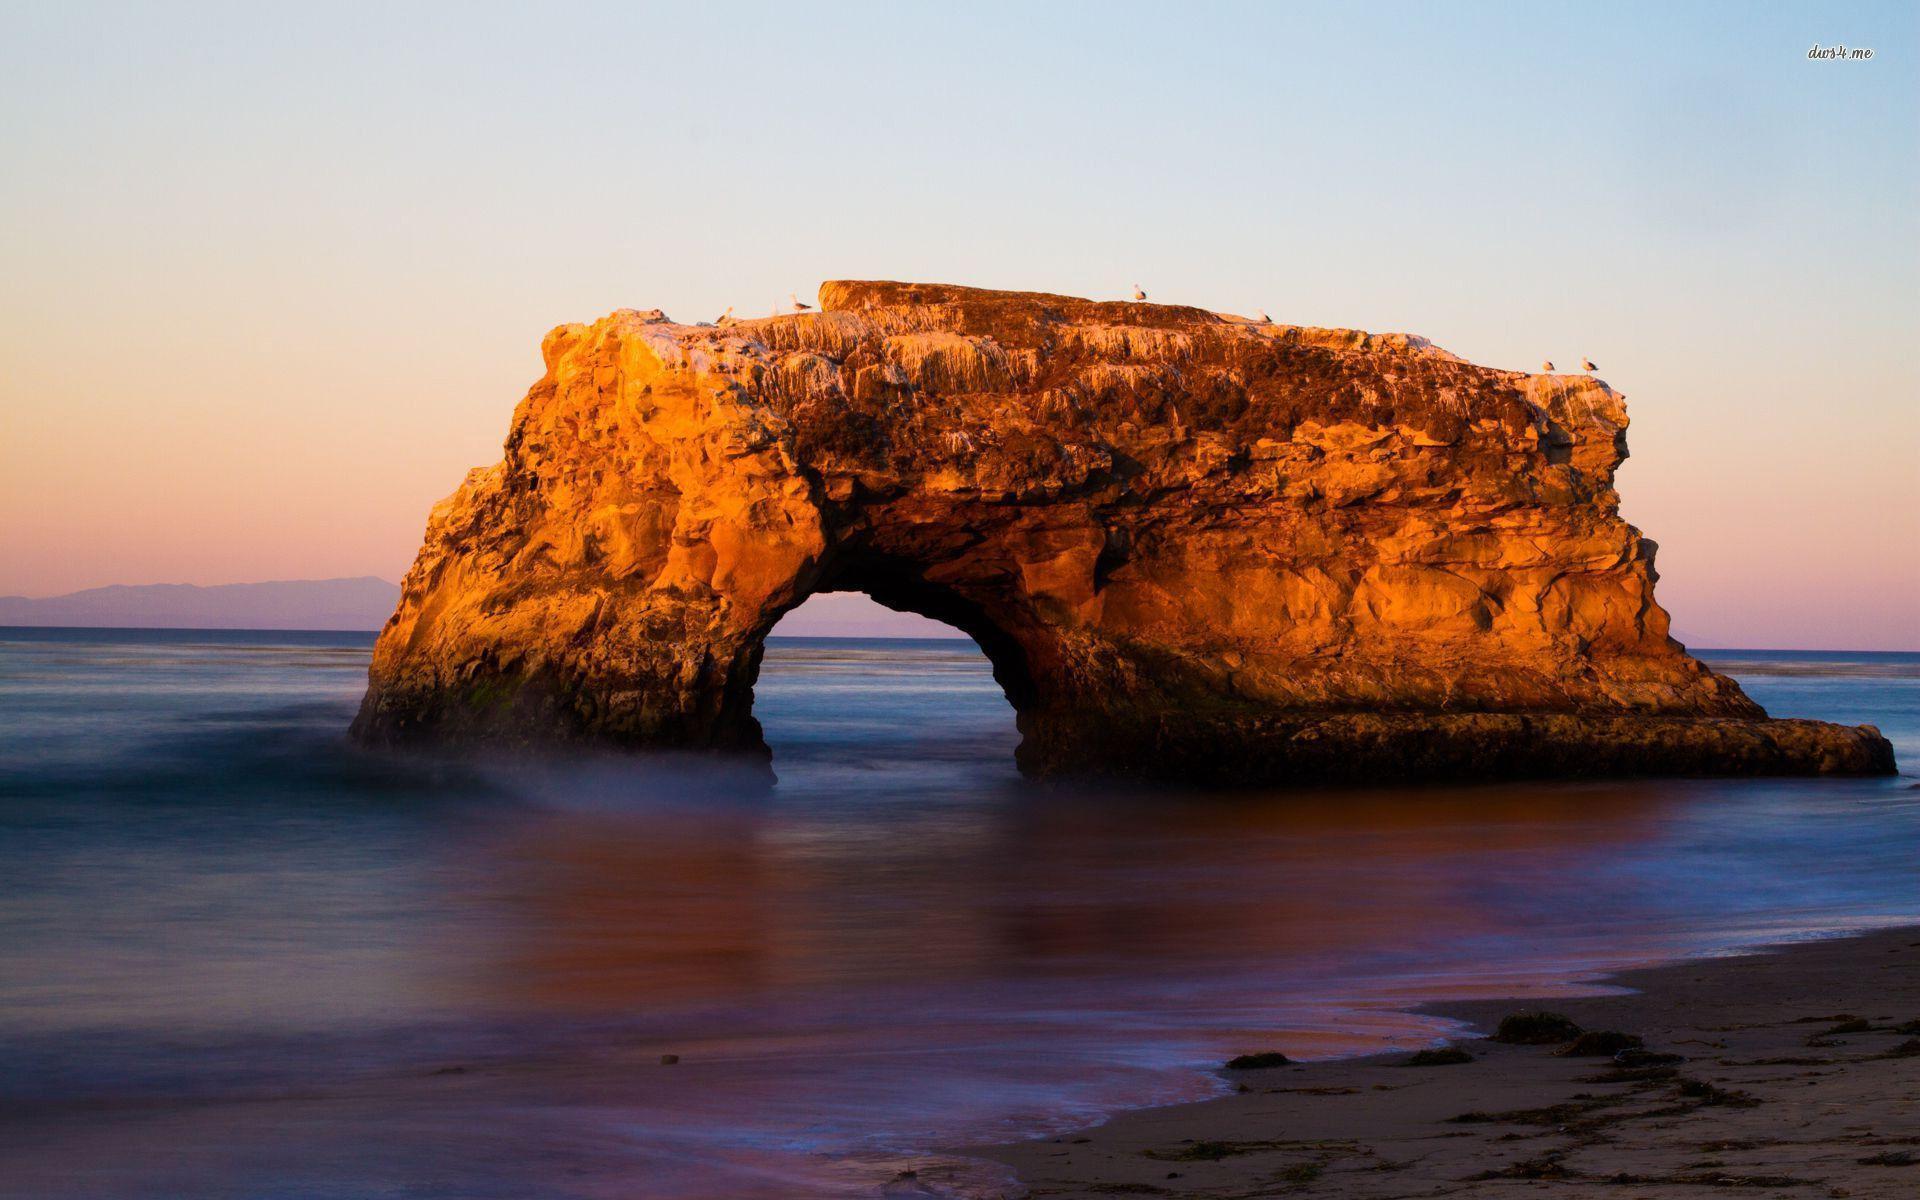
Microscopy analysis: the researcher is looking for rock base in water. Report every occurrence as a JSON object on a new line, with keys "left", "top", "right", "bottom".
{"left": 1021, "top": 712, "right": 1895, "bottom": 785}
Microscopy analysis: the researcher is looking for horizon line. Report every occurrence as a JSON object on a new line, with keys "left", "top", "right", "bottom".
{"left": 0, "top": 624, "right": 1913, "bottom": 656}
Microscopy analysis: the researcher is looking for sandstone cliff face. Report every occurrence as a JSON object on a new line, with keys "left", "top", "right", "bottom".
{"left": 352, "top": 282, "right": 1892, "bottom": 782}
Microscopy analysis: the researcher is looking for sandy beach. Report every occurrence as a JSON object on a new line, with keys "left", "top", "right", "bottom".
{"left": 965, "top": 926, "right": 1920, "bottom": 1199}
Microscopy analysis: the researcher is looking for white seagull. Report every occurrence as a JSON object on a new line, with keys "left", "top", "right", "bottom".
{"left": 1581, "top": 357, "right": 1597, "bottom": 373}
{"left": 1540, "top": 359, "right": 1556, "bottom": 373}
{"left": 1254, "top": 309, "right": 1271, "bottom": 323}
{"left": 789, "top": 292, "right": 813, "bottom": 312}
{"left": 1131, "top": 284, "right": 1147, "bottom": 301}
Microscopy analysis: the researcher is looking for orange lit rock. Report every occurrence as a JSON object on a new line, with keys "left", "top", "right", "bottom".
{"left": 351, "top": 282, "right": 1893, "bottom": 782}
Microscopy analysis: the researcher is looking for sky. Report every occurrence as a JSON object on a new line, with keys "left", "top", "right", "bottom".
{"left": 0, "top": 2, "right": 1913, "bottom": 648}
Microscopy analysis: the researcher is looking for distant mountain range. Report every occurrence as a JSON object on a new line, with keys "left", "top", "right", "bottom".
{"left": 0, "top": 577, "right": 401, "bottom": 630}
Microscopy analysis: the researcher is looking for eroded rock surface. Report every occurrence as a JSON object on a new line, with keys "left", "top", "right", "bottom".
{"left": 351, "top": 282, "right": 1893, "bottom": 782}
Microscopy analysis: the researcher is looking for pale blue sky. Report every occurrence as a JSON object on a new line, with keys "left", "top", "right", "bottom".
{"left": 1, "top": 2, "right": 1914, "bottom": 646}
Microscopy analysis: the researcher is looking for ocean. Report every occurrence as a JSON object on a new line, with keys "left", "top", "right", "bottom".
{"left": 1, "top": 628, "right": 1915, "bottom": 1198}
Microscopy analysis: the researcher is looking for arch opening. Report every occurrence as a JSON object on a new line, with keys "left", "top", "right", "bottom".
{"left": 742, "top": 567, "right": 1034, "bottom": 776}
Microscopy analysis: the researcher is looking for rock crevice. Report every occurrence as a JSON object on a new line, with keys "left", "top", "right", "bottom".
{"left": 351, "top": 282, "right": 1894, "bottom": 782}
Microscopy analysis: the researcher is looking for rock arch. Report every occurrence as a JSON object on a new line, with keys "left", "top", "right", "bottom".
{"left": 351, "top": 282, "right": 1892, "bottom": 782}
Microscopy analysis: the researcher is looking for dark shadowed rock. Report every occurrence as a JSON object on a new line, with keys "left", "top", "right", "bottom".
{"left": 1223, "top": 1051, "right": 1293, "bottom": 1070}
{"left": 1492, "top": 1011, "right": 1584, "bottom": 1045}
{"left": 1556, "top": 1030, "right": 1645, "bottom": 1056}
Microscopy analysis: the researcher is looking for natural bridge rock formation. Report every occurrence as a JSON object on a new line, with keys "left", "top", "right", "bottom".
{"left": 352, "top": 282, "right": 1893, "bottom": 783}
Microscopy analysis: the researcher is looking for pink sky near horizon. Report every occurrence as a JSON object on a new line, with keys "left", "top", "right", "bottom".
{"left": 1, "top": 4, "right": 1914, "bottom": 649}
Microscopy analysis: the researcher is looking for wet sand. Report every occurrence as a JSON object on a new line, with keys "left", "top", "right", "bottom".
{"left": 963, "top": 927, "right": 1920, "bottom": 1198}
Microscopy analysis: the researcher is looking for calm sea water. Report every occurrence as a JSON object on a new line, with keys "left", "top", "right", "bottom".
{"left": 1, "top": 629, "right": 1915, "bottom": 1198}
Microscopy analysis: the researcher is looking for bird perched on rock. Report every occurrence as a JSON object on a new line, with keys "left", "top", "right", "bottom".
{"left": 1581, "top": 358, "right": 1597, "bottom": 373}
{"left": 1132, "top": 284, "right": 1147, "bottom": 301}
{"left": 716, "top": 306, "right": 734, "bottom": 325}
{"left": 1540, "top": 360, "right": 1556, "bottom": 373}
{"left": 789, "top": 292, "right": 813, "bottom": 313}
{"left": 1254, "top": 309, "right": 1271, "bottom": 323}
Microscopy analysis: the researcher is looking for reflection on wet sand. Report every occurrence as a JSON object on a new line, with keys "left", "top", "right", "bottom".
{"left": 476, "top": 783, "right": 1674, "bottom": 1014}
